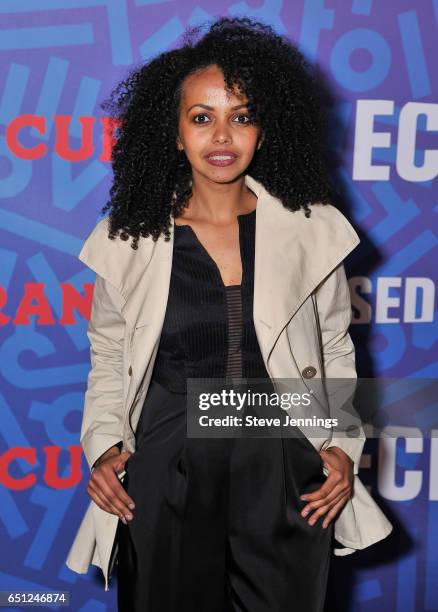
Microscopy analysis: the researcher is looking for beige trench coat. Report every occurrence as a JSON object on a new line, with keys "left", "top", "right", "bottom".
{"left": 65, "top": 174, "right": 393, "bottom": 591}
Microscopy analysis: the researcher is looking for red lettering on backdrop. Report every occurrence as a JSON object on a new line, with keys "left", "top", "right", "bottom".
{"left": 12, "top": 283, "right": 55, "bottom": 325}
{"left": 101, "top": 116, "right": 121, "bottom": 162}
{"left": 59, "top": 283, "right": 93, "bottom": 324}
{"left": 0, "top": 446, "right": 84, "bottom": 490}
{"left": 6, "top": 114, "right": 122, "bottom": 160}
{"left": 0, "top": 287, "right": 10, "bottom": 325}
{"left": 54, "top": 116, "right": 95, "bottom": 161}
{"left": 6, "top": 115, "right": 47, "bottom": 160}
{"left": 0, "top": 448, "right": 37, "bottom": 490}
{"left": 0, "top": 283, "right": 93, "bottom": 325}
{"left": 44, "top": 446, "right": 83, "bottom": 489}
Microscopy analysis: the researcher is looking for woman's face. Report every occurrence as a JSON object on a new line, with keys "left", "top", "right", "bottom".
{"left": 176, "top": 64, "right": 262, "bottom": 183}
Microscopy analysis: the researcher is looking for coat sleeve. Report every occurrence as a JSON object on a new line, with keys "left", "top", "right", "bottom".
{"left": 80, "top": 273, "right": 125, "bottom": 473}
{"left": 313, "top": 261, "right": 366, "bottom": 475}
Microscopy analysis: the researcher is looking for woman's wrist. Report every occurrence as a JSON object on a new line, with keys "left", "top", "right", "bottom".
{"left": 93, "top": 444, "right": 122, "bottom": 469}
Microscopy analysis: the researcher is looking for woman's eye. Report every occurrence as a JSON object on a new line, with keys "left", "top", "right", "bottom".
{"left": 234, "top": 114, "right": 250, "bottom": 124}
{"left": 193, "top": 114, "right": 210, "bottom": 123}
{"left": 192, "top": 113, "right": 250, "bottom": 124}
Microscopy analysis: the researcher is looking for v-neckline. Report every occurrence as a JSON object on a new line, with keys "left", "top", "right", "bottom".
{"left": 174, "top": 209, "right": 255, "bottom": 289}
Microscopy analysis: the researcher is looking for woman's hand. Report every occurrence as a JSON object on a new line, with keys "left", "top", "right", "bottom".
{"left": 299, "top": 446, "right": 354, "bottom": 529}
{"left": 87, "top": 449, "right": 136, "bottom": 525}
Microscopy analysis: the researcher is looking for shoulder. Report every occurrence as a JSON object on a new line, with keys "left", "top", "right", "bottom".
{"left": 307, "top": 203, "right": 360, "bottom": 243}
{"left": 77, "top": 216, "right": 155, "bottom": 296}
{"left": 78, "top": 216, "right": 135, "bottom": 264}
{"left": 274, "top": 200, "right": 360, "bottom": 252}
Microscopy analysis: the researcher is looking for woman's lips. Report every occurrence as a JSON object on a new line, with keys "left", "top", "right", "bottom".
{"left": 204, "top": 154, "right": 238, "bottom": 167}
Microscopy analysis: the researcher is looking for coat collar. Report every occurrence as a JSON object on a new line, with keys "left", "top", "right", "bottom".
{"left": 78, "top": 174, "right": 360, "bottom": 360}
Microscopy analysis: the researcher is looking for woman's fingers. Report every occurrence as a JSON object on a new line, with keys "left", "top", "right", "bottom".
{"left": 87, "top": 455, "right": 136, "bottom": 520}
{"left": 321, "top": 495, "right": 350, "bottom": 528}
{"left": 301, "top": 479, "right": 349, "bottom": 513}
{"left": 299, "top": 468, "right": 352, "bottom": 525}
{"left": 87, "top": 480, "right": 127, "bottom": 521}
{"left": 305, "top": 490, "right": 348, "bottom": 526}
{"left": 301, "top": 473, "right": 349, "bottom": 513}
{"left": 91, "top": 467, "right": 135, "bottom": 518}
{"left": 299, "top": 446, "right": 354, "bottom": 526}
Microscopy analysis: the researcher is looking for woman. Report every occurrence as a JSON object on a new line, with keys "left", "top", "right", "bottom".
{"left": 66, "top": 16, "right": 393, "bottom": 611}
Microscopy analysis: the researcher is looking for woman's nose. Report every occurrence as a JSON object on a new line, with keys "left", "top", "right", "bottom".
{"left": 212, "top": 124, "right": 232, "bottom": 144}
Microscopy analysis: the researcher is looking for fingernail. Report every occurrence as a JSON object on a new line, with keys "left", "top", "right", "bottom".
{"left": 300, "top": 495, "right": 307, "bottom": 500}
{"left": 128, "top": 503, "right": 135, "bottom": 510}
{"left": 125, "top": 513, "right": 133, "bottom": 521}
{"left": 301, "top": 510, "right": 308, "bottom": 517}
{"left": 121, "top": 517, "right": 127, "bottom": 525}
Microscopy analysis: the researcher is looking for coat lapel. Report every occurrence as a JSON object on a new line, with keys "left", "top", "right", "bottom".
{"left": 249, "top": 174, "right": 360, "bottom": 363}
{"left": 78, "top": 174, "right": 360, "bottom": 366}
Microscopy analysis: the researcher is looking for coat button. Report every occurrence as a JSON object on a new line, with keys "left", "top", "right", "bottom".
{"left": 128, "top": 365, "right": 132, "bottom": 376}
{"left": 302, "top": 366, "right": 317, "bottom": 379}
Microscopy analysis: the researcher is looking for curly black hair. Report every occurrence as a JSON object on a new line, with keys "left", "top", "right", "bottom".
{"left": 99, "top": 16, "right": 335, "bottom": 250}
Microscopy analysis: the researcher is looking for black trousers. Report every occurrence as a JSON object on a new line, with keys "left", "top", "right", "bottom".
{"left": 116, "top": 379, "right": 333, "bottom": 611}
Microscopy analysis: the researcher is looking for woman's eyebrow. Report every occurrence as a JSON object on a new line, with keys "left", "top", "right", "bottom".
{"left": 186, "top": 103, "right": 248, "bottom": 113}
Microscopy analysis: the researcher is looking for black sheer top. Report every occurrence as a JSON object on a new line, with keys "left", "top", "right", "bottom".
{"left": 150, "top": 209, "right": 270, "bottom": 393}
